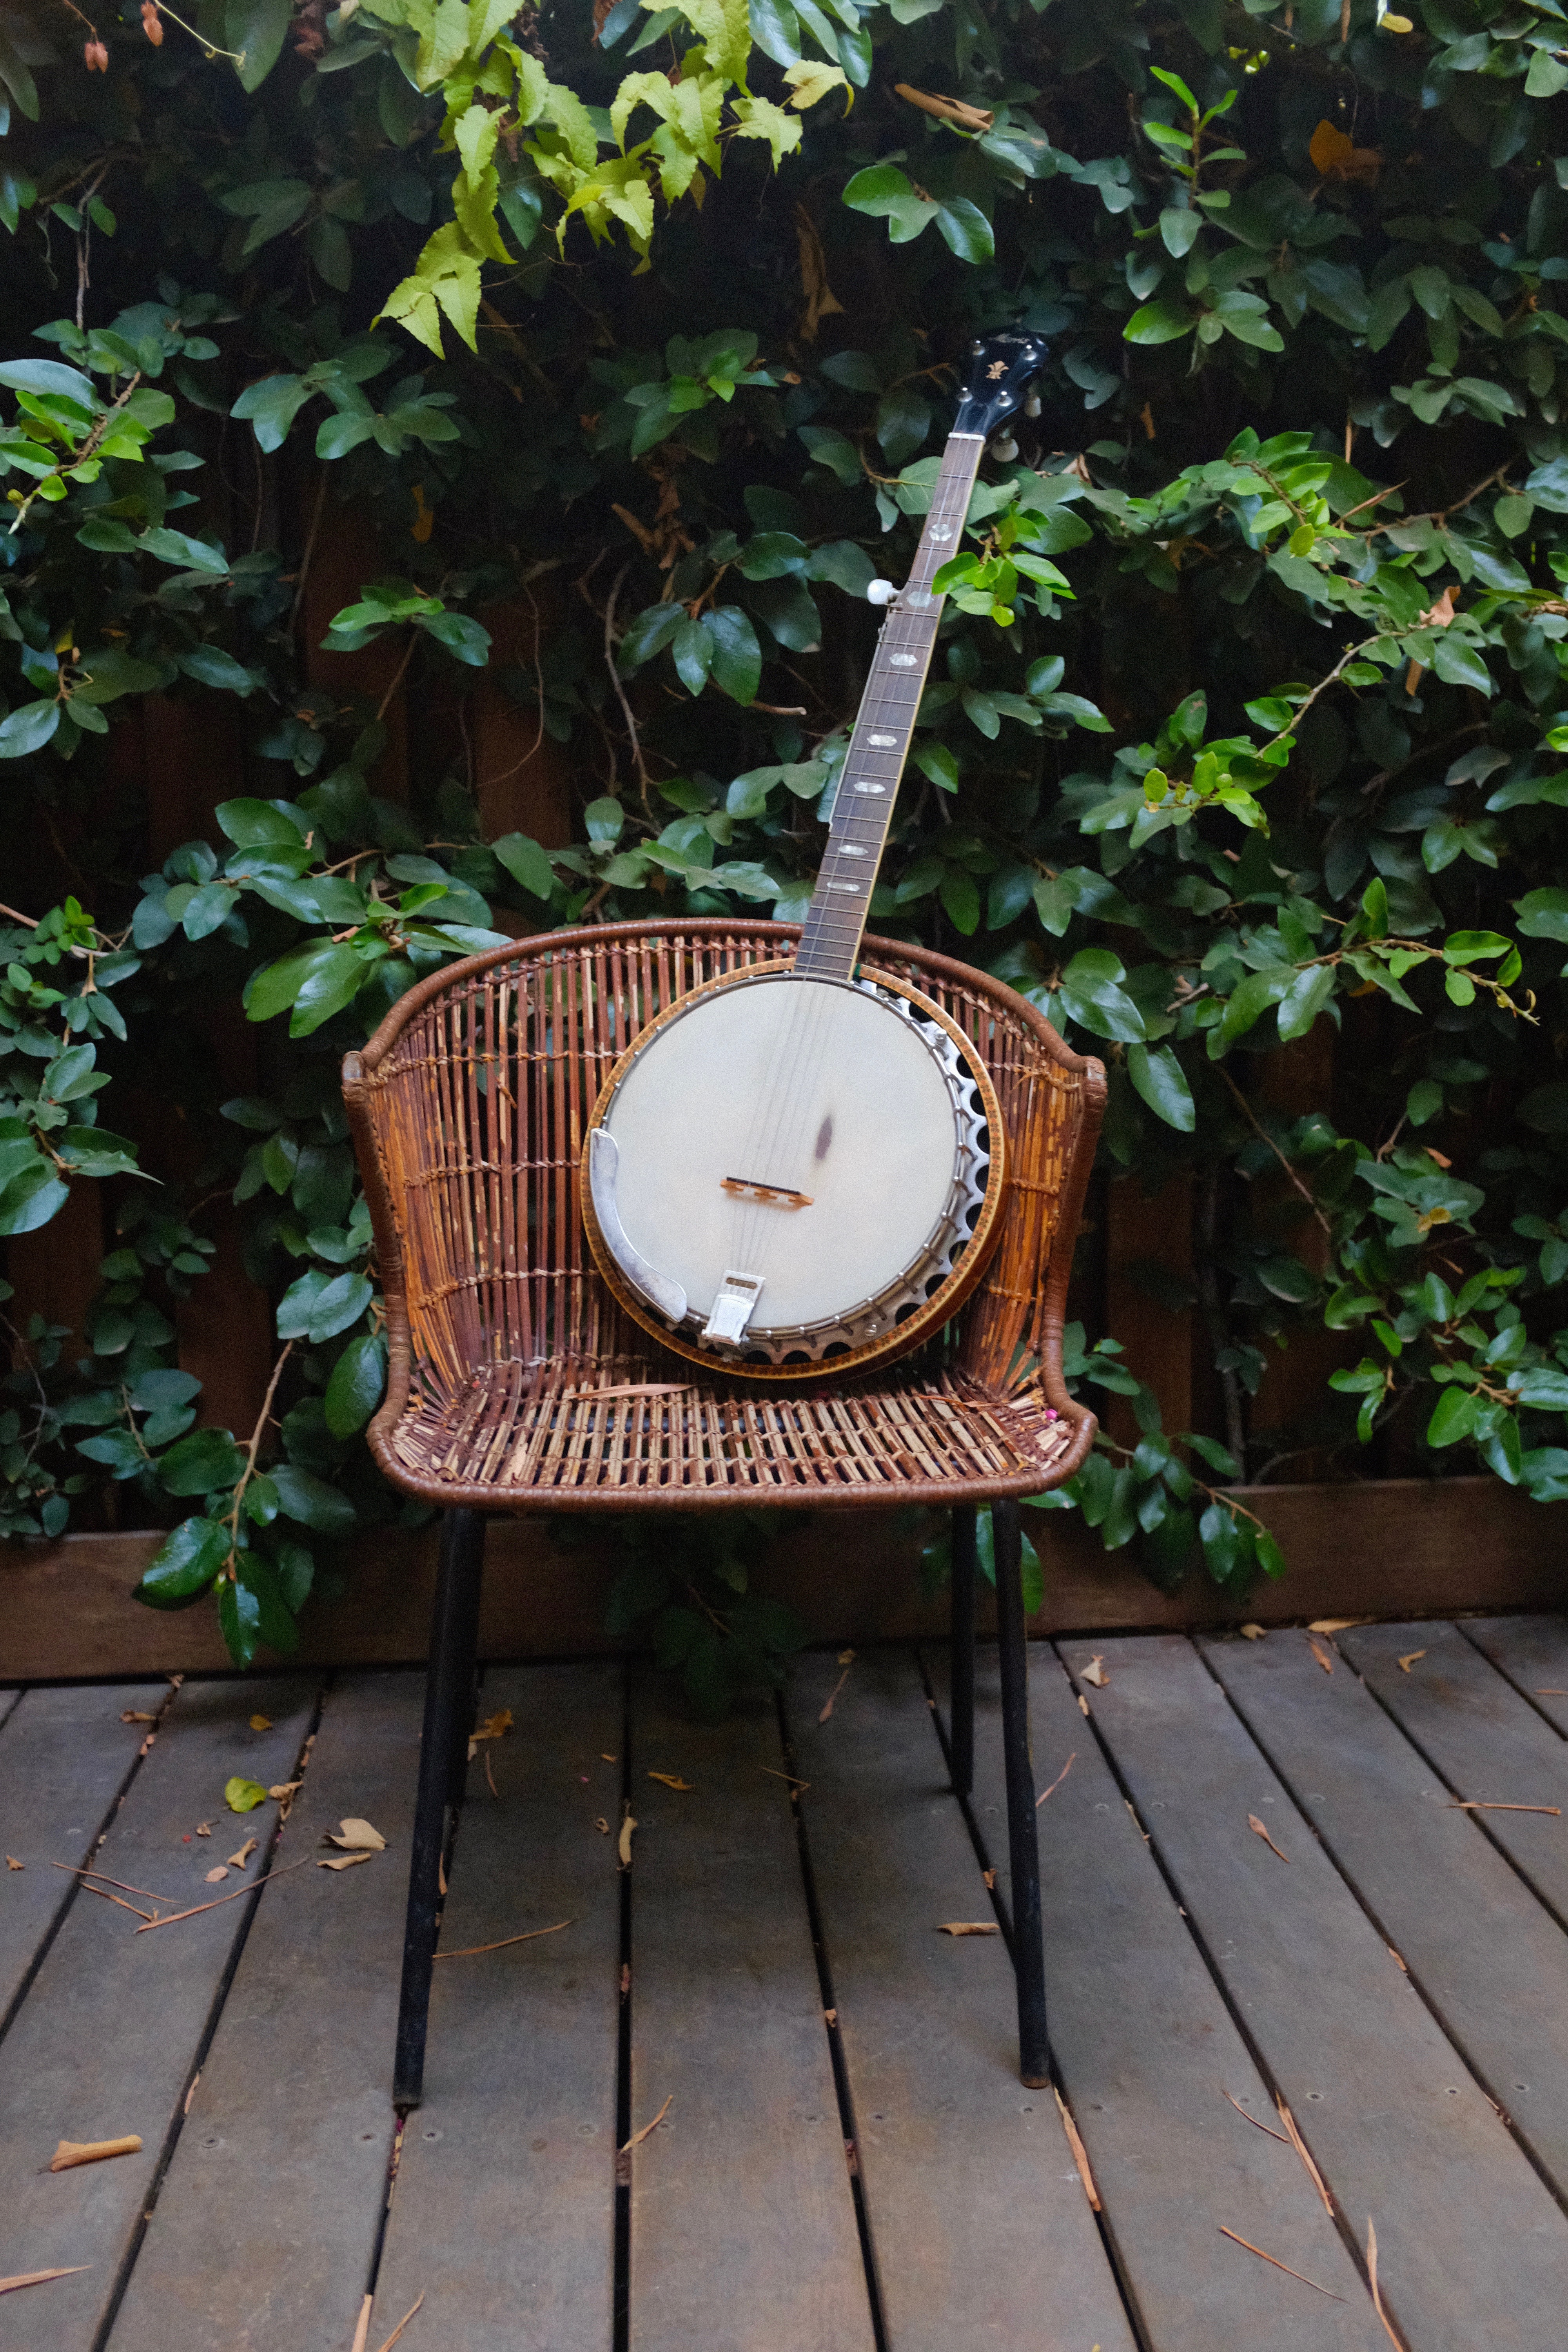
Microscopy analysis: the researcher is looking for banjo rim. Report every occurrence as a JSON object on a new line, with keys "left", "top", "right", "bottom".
{"left": 579, "top": 958, "right": 1010, "bottom": 1383}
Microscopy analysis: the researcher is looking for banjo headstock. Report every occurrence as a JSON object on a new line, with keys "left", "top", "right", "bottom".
{"left": 953, "top": 330, "right": 1049, "bottom": 438}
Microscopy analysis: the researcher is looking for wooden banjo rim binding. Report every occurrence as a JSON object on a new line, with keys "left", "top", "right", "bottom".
{"left": 578, "top": 958, "right": 1010, "bottom": 1385}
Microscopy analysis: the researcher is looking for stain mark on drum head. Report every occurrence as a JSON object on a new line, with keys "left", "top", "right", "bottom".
{"left": 814, "top": 1115, "right": 833, "bottom": 1162}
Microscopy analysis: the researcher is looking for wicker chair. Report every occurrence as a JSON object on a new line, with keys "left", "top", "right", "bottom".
{"left": 343, "top": 918, "right": 1105, "bottom": 2104}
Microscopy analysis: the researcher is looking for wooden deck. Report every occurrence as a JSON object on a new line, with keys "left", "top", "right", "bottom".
{"left": 4, "top": 1621, "right": 1568, "bottom": 2349}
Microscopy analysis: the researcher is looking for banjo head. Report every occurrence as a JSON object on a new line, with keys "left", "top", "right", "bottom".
{"left": 581, "top": 965, "right": 1007, "bottom": 1380}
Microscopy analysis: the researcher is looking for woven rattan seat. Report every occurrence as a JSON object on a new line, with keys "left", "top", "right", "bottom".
{"left": 344, "top": 919, "right": 1104, "bottom": 1509}
{"left": 342, "top": 916, "right": 1105, "bottom": 2106}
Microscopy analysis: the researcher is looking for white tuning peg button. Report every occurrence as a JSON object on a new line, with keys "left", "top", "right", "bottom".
{"left": 991, "top": 434, "right": 1018, "bottom": 463}
{"left": 1024, "top": 390, "right": 1042, "bottom": 419}
{"left": 866, "top": 579, "right": 897, "bottom": 606}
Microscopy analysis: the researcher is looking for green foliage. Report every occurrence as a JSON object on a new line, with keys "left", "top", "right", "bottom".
{"left": 600, "top": 1509, "right": 808, "bottom": 1717}
{"left": 9, "top": 0, "right": 1568, "bottom": 1672}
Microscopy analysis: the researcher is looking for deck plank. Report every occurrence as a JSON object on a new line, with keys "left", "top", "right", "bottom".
{"left": 791, "top": 1648, "right": 1140, "bottom": 2352}
{"left": 0, "top": 1683, "right": 156, "bottom": 2031}
{"left": 1338, "top": 1621, "right": 1568, "bottom": 1926}
{"left": 105, "top": 1672, "right": 423, "bottom": 2352}
{"left": 371, "top": 1663, "right": 624, "bottom": 2352}
{"left": 940, "top": 1641, "right": 1383, "bottom": 2352}
{"left": 1461, "top": 1616, "right": 1568, "bottom": 1738}
{"left": 1060, "top": 1633, "right": 1568, "bottom": 2352}
{"left": 628, "top": 1669, "right": 873, "bottom": 2352}
{"left": 1204, "top": 1625, "right": 1568, "bottom": 2204}
{"left": 0, "top": 1676, "right": 318, "bottom": 2351}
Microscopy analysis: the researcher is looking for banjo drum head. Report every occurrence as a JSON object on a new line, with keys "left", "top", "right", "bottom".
{"left": 583, "top": 969, "right": 1005, "bottom": 1372}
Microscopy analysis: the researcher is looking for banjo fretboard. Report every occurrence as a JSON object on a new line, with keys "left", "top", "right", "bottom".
{"left": 793, "top": 429, "right": 988, "bottom": 985}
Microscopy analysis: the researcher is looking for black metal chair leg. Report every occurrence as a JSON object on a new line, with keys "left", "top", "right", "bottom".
{"left": 394, "top": 1507, "right": 487, "bottom": 2109}
{"left": 994, "top": 1497, "right": 1050, "bottom": 2088}
{"left": 949, "top": 1504, "right": 977, "bottom": 1798}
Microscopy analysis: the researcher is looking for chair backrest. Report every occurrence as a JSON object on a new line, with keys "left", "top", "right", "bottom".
{"left": 343, "top": 920, "right": 1105, "bottom": 1415}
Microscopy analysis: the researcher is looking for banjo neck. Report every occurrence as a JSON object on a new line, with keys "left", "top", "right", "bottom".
{"left": 793, "top": 428, "right": 987, "bottom": 985}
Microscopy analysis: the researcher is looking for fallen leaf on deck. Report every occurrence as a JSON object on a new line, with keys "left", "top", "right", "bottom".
{"left": 319, "top": 1851, "right": 372, "bottom": 1871}
{"left": 1249, "top": 1813, "right": 1290, "bottom": 1863}
{"left": 5, "top": 1857, "right": 21, "bottom": 1871}
{"left": 204, "top": 1867, "right": 228, "bottom": 1884}
{"left": 618, "top": 1811, "right": 636, "bottom": 1867}
{"left": 0, "top": 2267, "right": 91, "bottom": 2295}
{"left": 49, "top": 2136, "right": 142, "bottom": 2172}
{"left": 1218, "top": 2227, "right": 1343, "bottom": 2299}
{"left": 1054, "top": 2086, "right": 1101, "bottom": 2210}
{"left": 248, "top": 1714, "right": 272, "bottom": 1731}
{"left": 183, "top": 2073, "right": 200, "bottom": 2115}
{"left": 824, "top": 2007, "right": 838, "bottom": 2025}
{"left": 937, "top": 1921, "right": 1000, "bottom": 1936}
{"left": 227, "top": 1839, "right": 257, "bottom": 1870}
{"left": 1388, "top": 1945, "right": 1407, "bottom": 1971}
{"left": 468, "top": 1708, "right": 513, "bottom": 1760}
{"left": 1223, "top": 2090, "right": 1289, "bottom": 2143}
{"left": 647, "top": 1773, "right": 696, "bottom": 1793}
{"left": 1306, "top": 1634, "right": 1335, "bottom": 1675}
{"left": 601, "top": 1753, "right": 617, "bottom": 1762}
{"left": 195, "top": 1822, "right": 211, "bottom": 1837}
{"left": 1080, "top": 1656, "right": 1109, "bottom": 1689}
{"left": 1239, "top": 1624, "right": 1265, "bottom": 1641}
{"left": 350, "top": 2291, "right": 373, "bottom": 2352}
{"left": 1309, "top": 1617, "right": 1371, "bottom": 1633}
{"left": 135, "top": 1854, "right": 312, "bottom": 1931}
{"left": 621, "top": 2093, "right": 673, "bottom": 2152}
{"left": 1277, "top": 2100, "right": 1335, "bottom": 2213}
{"left": 327, "top": 1818, "right": 387, "bottom": 1852}
{"left": 435, "top": 1918, "right": 571, "bottom": 1960}
{"left": 483, "top": 1748, "right": 498, "bottom": 1798}
{"left": 982, "top": 1867, "right": 996, "bottom": 1889}
{"left": 1397, "top": 1651, "right": 1426, "bottom": 1673}
{"left": 119, "top": 1711, "right": 157, "bottom": 1725}
{"left": 818, "top": 1653, "right": 855, "bottom": 1722}
{"left": 1367, "top": 2218, "right": 1401, "bottom": 2348}
{"left": 1036, "top": 1752, "right": 1076, "bottom": 1808}
{"left": 1537, "top": 1689, "right": 1568, "bottom": 1696}
{"left": 594, "top": 1817, "right": 610, "bottom": 1835}
{"left": 1078, "top": 1693, "right": 1091, "bottom": 1717}
{"left": 372, "top": 2288, "right": 425, "bottom": 2352}
{"left": 224, "top": 1777, "right": 267, "bottom": 1815}
{"left": 1448, "top": 1800, "right": 1561, "bottom": 1815}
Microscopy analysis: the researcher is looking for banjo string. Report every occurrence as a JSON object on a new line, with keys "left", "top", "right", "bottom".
{"left": 722, "top": 451, "right": 976, "bottom": 1285}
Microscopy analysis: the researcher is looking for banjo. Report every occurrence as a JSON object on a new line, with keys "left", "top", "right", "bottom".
{"left": 581, "top": 330, "right": 1049, "bottom": 1381}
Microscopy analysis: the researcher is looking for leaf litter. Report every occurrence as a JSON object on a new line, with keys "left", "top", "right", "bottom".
{"left": 1223, "top": 2089, "right": 1289, "bottom": 2144}
{"left": 937, "top": 1921, "right": 999, "bottom": 1936}
{"left": 1053, "top": 2086, "right": 1101, "bottom": 2210}
{"left": 49, "top": 2135, "right": 141, "bottom": 2172}
{"left": 1248, "top": 1813, "right": 1290, "bottom": 1862}
{"left": 1397, "top": 1651, "right": 1426, "bottom": 1673}
{"left": 1079, "top": 1655, "right": 1109, "bottom": 1689}
{"left": 646, "top": 1773, "right": 696, "bottom": 1793}
{"left": 468, "top": 1708, "right": 512, "bottom": 1761}
{"left": 1367, "top": 2218, "right": 1403, "bottom": 2348}
{"left": 621, "top": 2094, "right": 673, "bottom": 2153}
{"left": 1306, "top": 1634, "right": 1335, "bottom": 1675}
{"left": 434, "top": 1919, "right": 571, "bottom": 1961}
{"left": 1447, "top": 1800, "right": 1560, "bottom": 1816}
{"left": 1036, "top": 1752, "right": 1076, "bottom": 1808}
{"left": 0, "top": 2267, "right": 91, "bottom": 2296}
{"left": 5, "top": 1857, "right": 20, "bottom": 1871}
{"left": 1218, "top": 2227, "right": 1344, "bottom": 2300}
{"left": 326, "top": 1818, "right": 387, "bottom": 1852}
{"left": 818, "top": 1650, "right": 855, "bottom": 1722}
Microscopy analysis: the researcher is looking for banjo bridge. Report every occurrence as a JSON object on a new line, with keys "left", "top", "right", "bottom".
{"left": 720, "top": 1176, "right": 813, "bottom": 1210}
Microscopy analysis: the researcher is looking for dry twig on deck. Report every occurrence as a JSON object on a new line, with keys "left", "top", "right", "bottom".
{"left": 1218, "top": 2228, "right": 1344, "bottom": 2299}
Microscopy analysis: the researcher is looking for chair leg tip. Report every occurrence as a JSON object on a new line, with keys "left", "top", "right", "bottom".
{"left": 1021, "top": 2068, "right": 1051, "bottom": 2090}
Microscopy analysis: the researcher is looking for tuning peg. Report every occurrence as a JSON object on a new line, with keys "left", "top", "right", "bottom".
{"left": 1024, "top": 390, "right": 1042, "bottom": 419}
{"left": 991, "top": 434, "right": 1018, "bottom": 463}
{"left": 866, "top": 579, "right": 897, "bottom": 606}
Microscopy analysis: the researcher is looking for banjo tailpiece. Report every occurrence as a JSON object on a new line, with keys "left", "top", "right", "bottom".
{"left": 581, "top": 331, "right": 1050, "bottom": 1381}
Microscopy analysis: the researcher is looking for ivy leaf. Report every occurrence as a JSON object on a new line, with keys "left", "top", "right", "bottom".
{"left": 271, "top": 1462, "right": 358, "bottom": 1534}
{"left": 705, "top": 606, "right": 762, "bottom": 703}
{"left": 1127, "top": 1042, "right": 1195, "bottom": 1131}
{"left": 135, "top": 1517, "right": 230, "bottom": 1608}
{"left": 325, "top": 1334, "right": 387, "bottom": 1437}
{"left": 160, "top": 1426, "right": 248, "bottom": 1496}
